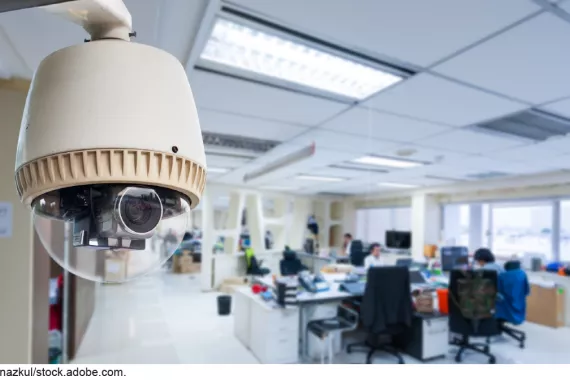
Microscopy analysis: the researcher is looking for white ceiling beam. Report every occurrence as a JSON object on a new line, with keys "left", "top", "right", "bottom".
{"left": 184, "top": 0, "right": 220, "bottom": 78}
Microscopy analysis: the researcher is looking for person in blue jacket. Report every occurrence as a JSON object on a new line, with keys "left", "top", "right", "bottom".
{"left": 495, "top": 261, "right": 530, "bottom": 325}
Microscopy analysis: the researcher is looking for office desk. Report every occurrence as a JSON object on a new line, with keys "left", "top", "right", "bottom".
{"left": 255, "top": 274, "right": 355, "bottom": 360}
{"left": 297, "top": 253, "right": 333, "bottom": 274}
{"left": 234, "top": 287, "right": 299, "bottom": 363}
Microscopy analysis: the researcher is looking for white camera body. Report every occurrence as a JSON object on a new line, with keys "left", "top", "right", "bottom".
{"left": 15, "top": 39, "right": 206, "bottom": 208}
{"left": 12, "top": 0, "right": 207, "bottom": 279}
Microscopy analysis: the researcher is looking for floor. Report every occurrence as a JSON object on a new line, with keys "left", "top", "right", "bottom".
{"left": 73, "top": 271, "right": 570, "bottom": 364}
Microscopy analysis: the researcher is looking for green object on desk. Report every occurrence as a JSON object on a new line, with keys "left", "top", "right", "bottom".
{"left": 558, "top": 288, "right": 564, "bottom": 295}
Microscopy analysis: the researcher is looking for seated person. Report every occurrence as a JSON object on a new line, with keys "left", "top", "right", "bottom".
{"left": 364, "top": 243, "right": 384, "bottom": 269}
{"left": 473, "top": 248, "right": 504, "bottom": 273}
{"left": 496, "top": 262, "right": 529, "bottom": 325}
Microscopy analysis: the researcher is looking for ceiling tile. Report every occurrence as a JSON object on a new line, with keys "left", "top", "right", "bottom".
{"left": 445, "top": 156, "right": 553, "bottom": 176}
{"left": 319, "top": 107, "right": 451, "bottom": 142}
{"left": 417, "top": 129, "right": 526, "bottom": 154}
{"left": 383, "top": 144, "right": 473, "bottom": 165}
{"left": 487, "top": 138, "right": 570, "bottom": 162}
{"left": 199, "top": 109, "right": 307, "bottom": 141}
{"left": 226, "top": 0, "right": 538, "bottom": 66}
{"left": 192, "top": 71, "right": 348, "bottom": 126}
{"left": 0, "top": 8, "right": 86, "bottom": 74}
{"left": 287, "top": 129, "right": 401, "bottom": 154}
{"left": 362, "top": 73, "right": 527, "bottom": 126}
{"left": 434, "top": 13, "right": 570, "bottom": 104}
{"left": 541, "top": 98, "right": 570, "bottom": 119}
{"left": 214, "top": 144, "right": 355, "bottom": 185}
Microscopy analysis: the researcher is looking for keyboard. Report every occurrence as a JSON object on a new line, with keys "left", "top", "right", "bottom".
{"left": 339, "top": 282, "right": 366, "bottom": 296}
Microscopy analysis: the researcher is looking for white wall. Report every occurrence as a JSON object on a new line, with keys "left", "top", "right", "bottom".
{"left": 0, "top": 88, "right": 35, "bottom": 363}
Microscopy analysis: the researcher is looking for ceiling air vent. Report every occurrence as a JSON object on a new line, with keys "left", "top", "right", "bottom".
{"left": 202, "top": 132, "right": 279, "bottom": 154}
{"left": 470, "top": 109, "right": 570, "bottom": 142}
{"left": 466, "top": 171, "right": 510, "bottom": 180}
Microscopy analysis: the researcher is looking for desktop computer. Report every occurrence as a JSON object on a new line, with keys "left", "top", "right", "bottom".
{"left": 386, "top": 230, "right": 412, "bottom": 250}
{"left": 440, "top": 246, "right": 469, "bottom": 271}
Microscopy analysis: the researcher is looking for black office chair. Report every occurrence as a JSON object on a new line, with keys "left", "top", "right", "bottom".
{"left": 348, "top": 240, "right": 365, "bottom": 266}
{"left": 449, "top": 269, "right": 500, "bottom": 364}
{"left": 346, "top": 266, "right": 413, "bottom": 364}
{"left": 245, "top": 252, "right": 270, "bottom": 277}
{"left": 280, "top": 249, "right": 307, "bottom": 276}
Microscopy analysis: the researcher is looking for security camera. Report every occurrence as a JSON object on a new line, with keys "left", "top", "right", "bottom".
{"left": 13, "top": 0, "right": 206, "bottom": 282}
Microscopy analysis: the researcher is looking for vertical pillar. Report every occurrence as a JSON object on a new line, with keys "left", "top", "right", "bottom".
{"left": 200, "top": 191, "right": 215, "bottom": 291}
{"left": 224, "top": 192, "right": 244, "bottom": 254}
{"left": 469, "top": 204, "right": 483, "bottom": 252}
{"left": 552, "top": 200, "right": 561, "bottom": 261}
{"left": 267, "top": 198, "right": 286, "bottom": 251}
{"left": 411, "top": 193, "right": 441, "bottom": 261}
{"left": 288, "top": 198, "right": 310, "bottom": 249}
{"left": 443, "top": 204, "right": 461, "bottom": 244}
{"left": 245, "top": 194, "right": 265, "bottom": 253}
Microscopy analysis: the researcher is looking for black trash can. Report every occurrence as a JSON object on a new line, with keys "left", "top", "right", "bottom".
{"left": 217, "top": 295, "right": 232, "bottom": 316}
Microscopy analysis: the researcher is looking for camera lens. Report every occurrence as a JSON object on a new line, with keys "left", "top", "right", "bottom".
{"left": 117, "top": 188, "right": 162, "bottom": 235}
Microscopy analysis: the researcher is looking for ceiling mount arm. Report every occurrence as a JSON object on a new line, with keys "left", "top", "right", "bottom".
{"left": 42, "top": 0, "right": 133, "bottom": 41}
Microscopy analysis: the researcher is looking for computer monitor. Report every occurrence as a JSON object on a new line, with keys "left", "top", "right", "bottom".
{"left": 385, "top": 230, "right": 412, "bottom": 249}
{"left": 441, "top": 246, "right": 469, "bottom": 272}
{"left": 395, "top": 258, "right": 413, "bottom": 267}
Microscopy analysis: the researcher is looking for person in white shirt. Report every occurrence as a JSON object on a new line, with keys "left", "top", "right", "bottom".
{"left": 364, "top": 243, "right": 385, "bottom": 269}
{"left": 343, "top": 233, "right": 353, "bottom": 256}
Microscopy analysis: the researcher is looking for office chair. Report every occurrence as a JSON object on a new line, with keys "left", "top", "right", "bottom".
{"left": 279, "top": 249, "right": 307, "bottom": 276}
{"left": 350, "top": 250, "right": 367, "bottom": 267}
{"left": 449, "top": 269, "right": 500, "bottom": 364}
{"left": 244, "top": 249, "right": 270, "bottom": 278}
{"left": 347, "top": 240, "right": 365, "bottom": 266}
{"left": 346, "top": 266, "right": 413, "bottom": 364}
{"left": 494, "top": 260, "right": 529, "bottom": 348}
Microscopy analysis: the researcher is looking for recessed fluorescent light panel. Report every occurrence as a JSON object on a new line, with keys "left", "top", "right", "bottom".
{"left": 208, "top": 167, "right": 229, "bottom": 173}
{"left": 295, "top": 175, "right": 345, "bottom": 182}
{"left": 378, "top": 182, "right": 418, "bottom": 188}
{"left": 200, "top": 18, "right": 403, "bottom": 100}
{"left": 352, "top": 155, "right": 424, "bottom": 168}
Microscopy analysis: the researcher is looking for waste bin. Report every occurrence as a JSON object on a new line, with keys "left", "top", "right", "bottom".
{"left": 217, "top": 295, "right": 232, "bottom": 316}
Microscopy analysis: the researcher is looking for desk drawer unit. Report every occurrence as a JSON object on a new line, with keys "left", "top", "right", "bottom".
{"left": 401, "top": 314, "right": 448, "bottom": 361}
{"left": 250, "top": 302, "right": 299, "bottom": 363}
{"left": 233, "top": 289, "right": 251, "bottom": 348}
{"left": 422, "top": 317, "right": 448, "bottom": 360}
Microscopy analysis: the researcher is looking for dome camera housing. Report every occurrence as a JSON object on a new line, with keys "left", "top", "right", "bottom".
{"left": 14, "top": 0, "right": 206, "bottom": 282}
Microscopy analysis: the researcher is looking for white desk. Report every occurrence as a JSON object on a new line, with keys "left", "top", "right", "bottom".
{"left": 255, "top": 274, "right": 356, "bottom": 360}
{"left": 233, "top": 287, "right": 299, "bottom": 363}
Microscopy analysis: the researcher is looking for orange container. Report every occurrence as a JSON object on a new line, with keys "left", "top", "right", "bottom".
{"left": 436, "top": 288, "right": 449, "bottom": 314}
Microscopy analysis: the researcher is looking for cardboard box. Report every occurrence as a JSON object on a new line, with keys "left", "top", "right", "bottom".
{"left": 415, "top": 292, "right": 434, "bottom": 313}
{"left": 222, "top": 277, "right": 249, "bottom": 286}
{"left": 527, "top": 284, "right": 565, "bottom": 328}
{"left": 173, "top": 253, "right": 201, "bottom": 274}
{"left": 104, "top": 251, "right": 129, "bottom": 282}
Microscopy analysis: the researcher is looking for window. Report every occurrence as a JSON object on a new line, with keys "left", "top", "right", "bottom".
{"left": 491, "top": 202, "right": 553, "bottom": 260}
{"left": 355, "top": 207, "right": 411, "bottom": 244}
{"left": 560, "top": 201, "right": 570, "bottom": 260}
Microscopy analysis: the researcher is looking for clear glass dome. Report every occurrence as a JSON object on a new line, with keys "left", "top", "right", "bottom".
{"left": 32, "top": 184, "right": 190, "bottom": 283}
